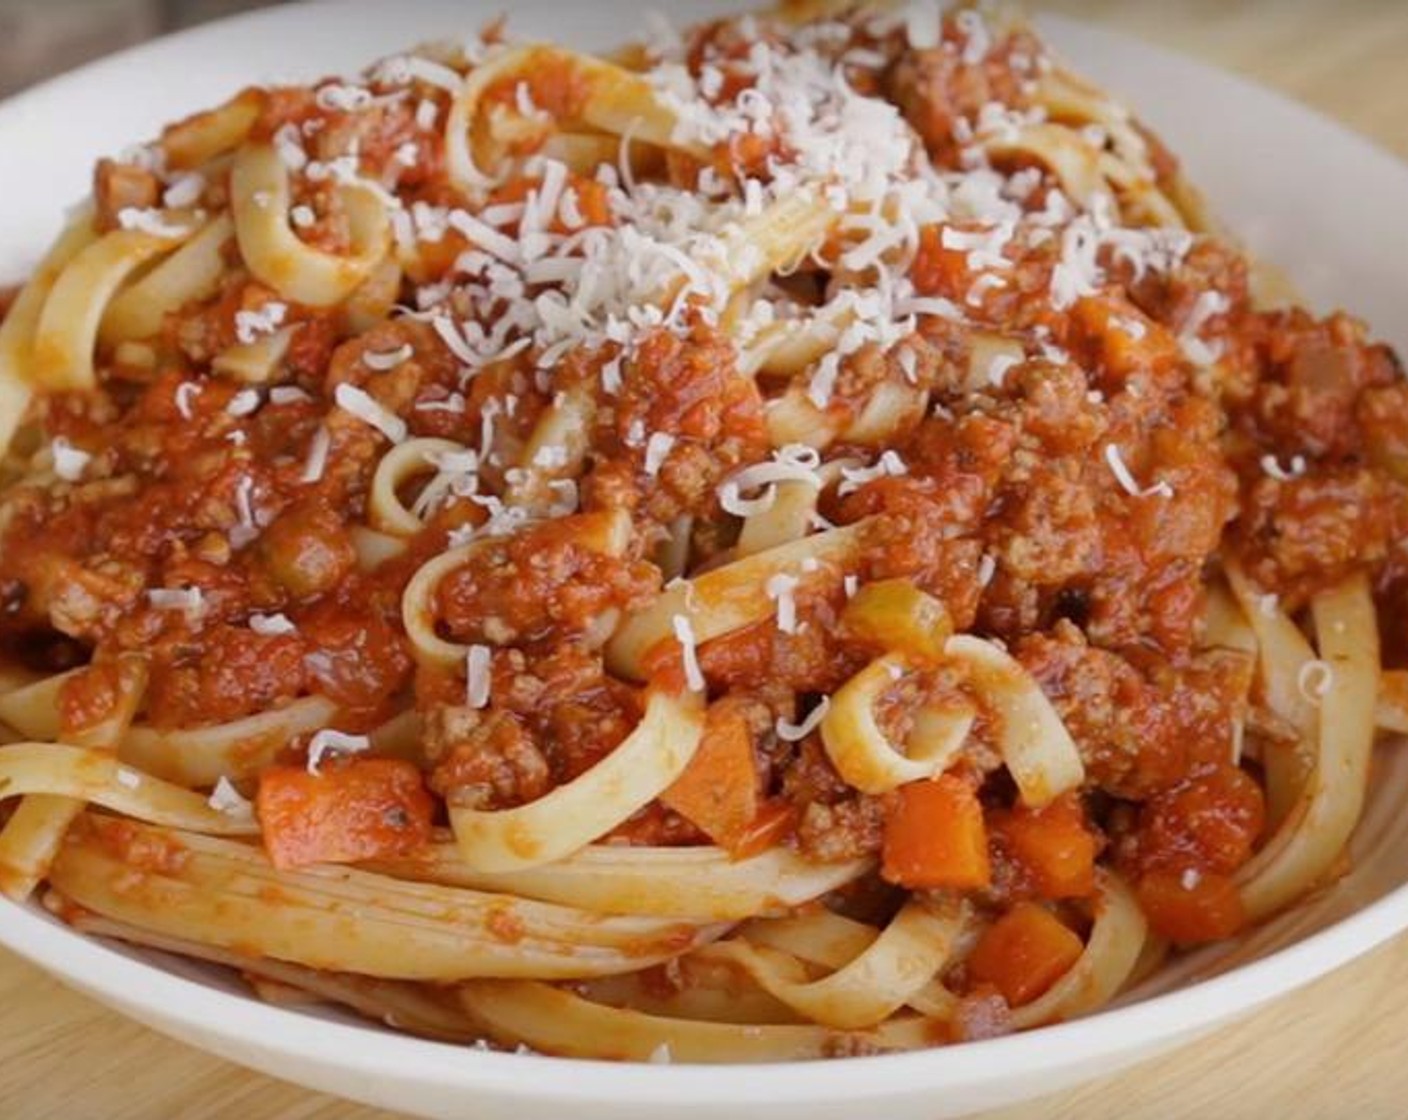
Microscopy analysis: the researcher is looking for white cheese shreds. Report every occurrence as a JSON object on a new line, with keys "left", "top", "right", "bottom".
{"left": 1297, "top": 660, "right": 1334, "bottom": 705}
{"left": 776, "top": 696, "right": 831, "bottom": 742}
{"left": 1104, "top": 443, "right": 1173, "bottom": 500}
{"left": 648, "top": 1044, "right": 673, "bottom": 1065}
{"left": 335, "top": 383, "right": 408, "bottom": 443}
{"left": 1260, "top": 453, "right": 1308, "bottom": 482}
{"left": 250, "top": 612, "right": 296, "bottom": 636}
{"left": 466, "top": 645, "right": 493, "bottom": 709}
{"left": 672, "top": 614, "right": 705, "bottom": 693}
{"left": 765, "top": 573, "right": 801, "bottom": 635}
{"left": 147, "top": 587, "right": 204, "bottom": 615}
{"left": 116, "top": 207, "right": 192, "bottom": 239}
{"left": 162, "top": 171, "right": 206, "bottom": 209}
{"left": 270, "top": 386, "right": 312, "bottom": 405}
{"left": 316, "top": 83, "right": 374, "bottom": 112}
{"left": 843, "top": 575, "right": 860, "bottom": 599}
{"left": 643, "top": 432, "right": 676, "bottom": 477}
{"left": 115, "top": 768, "right": 141, "bottom": 790}
{"left": 718, "top": 445, "right": 822, "bottom": 517}
{"left": 375, "top": 55, "right": 465, "bottom": 93}
{"left": 977, "top": 553, "right": 997, "bottom": 588}
{"left": 363, "top": 343, "right": 415, "bottom": 372}
{"left": 226, "top": 388, "right": 261, "bottom": 417}
{"left": 1258, "top": 593, "right": 1280, "bottom": 618}
{"left": 290, "top": 204, "right": 317, "bottom": 229}
{"left": 234, "top": 302, "right": 288, "bottom": 345}
{"left": 838, "top": 450, "right": 907, "bottom": 496}
{"left": 415, "top": 98, "right": 439, "bottom": 130}
{"left": 207, "top": 776, "right": 254, "bottom": 819}
{"left": 300, "top": 427, "right": 331, "bottom": 484}
{"left": 174, "top": 381, "right": 201, "bottom": 420}
{"left": 306, "top": 729, "right": 372, "bottom": 775}
{"left": 51, "top": 437, "right": 91, "bottom": 482}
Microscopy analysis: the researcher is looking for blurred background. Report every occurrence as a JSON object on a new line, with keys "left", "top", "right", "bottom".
{"left": 0, "top": 0, "right": 1403, "bottom": 157}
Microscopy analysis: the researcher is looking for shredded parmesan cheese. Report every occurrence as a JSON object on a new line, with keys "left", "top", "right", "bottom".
{"left": 250, "top": 612, "right": 297, "bottom": 636}
{"left": 466, "top": 645, "right": 493, "bottom": 709}
{"left": 306, "top": 729, "right": 372, "bottom": 775}
{"left": 208, "top": 776, "right": 254, "bottom": 819}
{"left": 643, "top": 432, "right": 676, "bottom": 477}
{"left": 1260, "top": 453, "right": 1308, "bottom": 482}
{"left": 765, "top": 573, "right": 801, "bottom": 635}
{"left": 335, "top": 383, "right": 408, "bottom": 443}
{"left": 363, "top": 343, "right": 415, "bottom": 372}
{"left": 1297, "top": 660, "right": 1334, "bottom": 705}
{"left": 672, "top": 614, "right": 705, "bottom": 692}
{"left": 776, "top": 696, "right": 830, "bottom": 742}
{"left": 838, "top": 450, "right": 907, "bottom": 496}
{"left": 51, "top": 437, "right": 91, "bottom": 482}
{"left": 1104, "top": 444, "right": 1173, "bottom": 500}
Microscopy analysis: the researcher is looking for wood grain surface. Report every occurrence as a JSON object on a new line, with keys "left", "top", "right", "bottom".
{"left": 3, "top": 2, "right": 1407, "bottom": 1117}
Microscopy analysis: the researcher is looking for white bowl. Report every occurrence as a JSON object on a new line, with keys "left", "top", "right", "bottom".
{"left": 2, "top": 4, "right": 1407, "bottom": 1118}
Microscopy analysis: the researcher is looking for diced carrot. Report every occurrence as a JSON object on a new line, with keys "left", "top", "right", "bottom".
{"left": 967, "top": 902, "right": 1085, "bottom": 1007}
{"left": 1069, "top": 294, "right": 1179, "bottom": 379}
{"left": 992, "top": 794, "right": 1098, "bottom": 899}
{"left": 841, "top": 577, "right": 953, "bottom": 663}
{"left": 257, "top": 759, "right": 435, "bottom": 870}
{"left": 660, "top": 700, "right": 760, "bottom": 851}
{"left": 730, "top": 799, "right": 798, "bottom": 859}
{"left": 1135, "top": 870, "right": 1247, "bottom": 944}
{"left": 911, "top": 224, "right": 971, "bottom": 300}
{"left": 881, "top": 774, "right": 991, "bottom": 890}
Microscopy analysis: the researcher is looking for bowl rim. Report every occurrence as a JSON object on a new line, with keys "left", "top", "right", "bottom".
{"left": 3, "top": 0, "right": 1408, "bottom": 1107}
{"left": 4, "top": 880, "right": 1407, "bottom": 1104}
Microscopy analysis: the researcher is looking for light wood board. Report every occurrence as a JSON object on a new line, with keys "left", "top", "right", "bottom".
{"left": 3, "top": 1, "right": 1407, "bottom": 1116}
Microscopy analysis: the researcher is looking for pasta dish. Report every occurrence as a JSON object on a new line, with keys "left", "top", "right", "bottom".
{"left": 0, "top": 0, "right": 1404, "bottom": 1061}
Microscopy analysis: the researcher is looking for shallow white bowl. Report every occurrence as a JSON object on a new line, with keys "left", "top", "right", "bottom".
{"left": 2, "top": 4, "right": 1407, "bottom": 1117}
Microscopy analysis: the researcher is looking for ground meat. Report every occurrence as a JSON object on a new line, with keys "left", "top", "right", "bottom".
{"left": 93, "top": 159, "right": 160, "bottom": 232}
{"left": 434, "top": 514, "right": 658, "bottom": 647}
{"left": 1016, "top": 622, "right": 1250, "bottom": 800}
{"left": 1233, "top": 468, "right": 1391, "bottom": 606}
{"left": 794, "top": 796, "right": 885, "bottom": 863}
{"left": 885, "top": 25, "right": 1044, "bottom": 166}
{"left": 427, "top": 707, "right": 551, "bottom": 810}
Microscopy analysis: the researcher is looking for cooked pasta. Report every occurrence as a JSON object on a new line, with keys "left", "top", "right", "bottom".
{"left": 0, "top": 0, "right": 1404, "bottom": 1063}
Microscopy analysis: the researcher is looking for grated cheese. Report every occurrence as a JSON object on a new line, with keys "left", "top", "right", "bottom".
{"left": 306, "top": 729, "right": 371, "bottom": 775}
{"left": 234, "top": 302, "right": 288, "bottom": 345}
{"left": 250, "top": 612, "right": 297, "bottom": 636}
{"left": 765, "top": 573, "right": 801, "bottom": 635}
{"left": 208, "top": 776, "right": 254, "bottom": 819}
{"left": 300, "top": 427, "right": 331, "bottom": 483}
{"left": 1260, "top": 453, "right": 1308, "bottom": 482}
{"left": 466, "top": 645, "right": 493, "bottom": 709}
{"left": 115, "top": 768, "right": 141, "bottom": 790}
{"left": 270, "top": 386, "right": 312, "bottom": 405}
{"left": 117, "top": 207, "right": 192, "bottom": 239}
{"left": 335, "top": 383, "right": 408, "bottom": 443}
{"left": 1297, "top": 660, "right": 1334, "bottom": 705}
{"left": 672, "top": 614, "right": 705, "bottom": 693}
{"left": 1104, "top": 443, "right": 1173, "bottom": 500}
{"left": 174, "top": 381, "right": 201, "bottom": 420}
{"left": 51, "top": 437, "right": 91, "bottom": 482}
{"left": 162, "top": 171, "right": 206, "bottom": 209}
{"left": 838, "top": 450, "right": 907, "bottom": 496}
{"left": 363, "top": 343, "right": 415, "bottom": 372}
{"left": 776, "top": 696, "right": 830, "bottom": 742}
{"left": 643, "top": 432, "right": 676, "bottom": 477}
{"left": 147, "top": 587, "right": 204, "bottom": 615}
{"left": 226, "top": 388, "right": 262, "bottom": 417}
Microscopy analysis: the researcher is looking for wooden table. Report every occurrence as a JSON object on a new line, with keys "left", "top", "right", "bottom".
{"left": 4, "top": 2, "right": 1407, "bottom": 1117}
